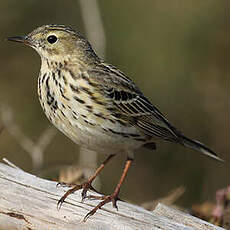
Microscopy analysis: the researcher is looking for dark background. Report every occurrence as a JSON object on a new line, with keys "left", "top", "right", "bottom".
{"left": 1, "top": 0, "right": 230, "bottom": 208}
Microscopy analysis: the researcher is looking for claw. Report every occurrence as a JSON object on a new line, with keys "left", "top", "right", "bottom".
{"left": 83, "top": 209, "right": 95, "bottom": 222}
{"left": 112, "top": 198, "right": 118, "bottom": 211}
{"left": 82, "top": 193, "right": 119, "bottom": 221}
{"left": 56, "top": 182, "right": 62, "bottom": 188}
{"left": 81, "top": 186, "right": 88, "bottom": 202}
{"left": 56, "top": 182, "right": 75, "bottom": 188}
{"left": 57, "top": 197, "right": 65, "bottom": 211}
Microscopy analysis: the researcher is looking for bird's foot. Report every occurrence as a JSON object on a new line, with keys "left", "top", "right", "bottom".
{"left": 57, "top": 180, "right": 97, "bottom": 210}
{"left": 83, "top": 192, "right": 119, "bottom": 222}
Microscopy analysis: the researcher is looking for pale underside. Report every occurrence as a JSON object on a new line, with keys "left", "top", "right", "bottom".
{"left": 38, "top": 59, "right": 154, "bottom": 156}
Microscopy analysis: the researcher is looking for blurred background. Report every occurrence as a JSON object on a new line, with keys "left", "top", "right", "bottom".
{"left": 0, "top": 0, "right": 230, "bottom": 220}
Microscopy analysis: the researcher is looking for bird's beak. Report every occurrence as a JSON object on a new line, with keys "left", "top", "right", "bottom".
{"left": 7, "top": 36, "right": 31, "bottom": 46}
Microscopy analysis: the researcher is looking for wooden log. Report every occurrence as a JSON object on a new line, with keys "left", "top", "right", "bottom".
{"left": 0, "top": 162, "right": 224, "bottom": 230}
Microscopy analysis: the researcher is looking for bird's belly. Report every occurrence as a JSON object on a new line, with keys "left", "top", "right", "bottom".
{"left": 38, "top": 71, "right": 146, "bottom": 154}
{"left": 51, "top": 112, "right": 144, "bottom": 154}
{"left": 40, "top": 96, "right": 144, "bottom": 154}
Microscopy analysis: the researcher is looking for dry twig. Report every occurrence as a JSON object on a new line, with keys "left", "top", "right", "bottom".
{"left": 0, "top": 105, "right": 56, "bottom": 170}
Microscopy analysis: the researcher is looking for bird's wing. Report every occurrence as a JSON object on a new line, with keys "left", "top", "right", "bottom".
{"left": 88, "top": 63, "right": 179, "bottom": 141}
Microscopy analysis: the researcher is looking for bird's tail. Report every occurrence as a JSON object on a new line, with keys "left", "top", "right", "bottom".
{"left": 178, "top": 134, "right": 224, "bottom": 162}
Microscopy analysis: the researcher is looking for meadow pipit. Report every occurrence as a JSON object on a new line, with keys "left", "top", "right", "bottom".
{"left": 8, "top": 24, "right": 223, "bottom": 221}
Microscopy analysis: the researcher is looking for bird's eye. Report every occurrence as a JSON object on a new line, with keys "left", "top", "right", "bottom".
{"left": 47, "top": 35, "right": 58, "bottom": 44}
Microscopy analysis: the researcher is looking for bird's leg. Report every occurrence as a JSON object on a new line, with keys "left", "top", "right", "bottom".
{"left": 57, "top": 154, "right": 115, "bottom": 210}
{"left": 83, "top": 157, "right": 133, "bottom": 222}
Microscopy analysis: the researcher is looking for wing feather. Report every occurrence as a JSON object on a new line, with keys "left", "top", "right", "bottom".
{"left": 88, "top": 64, "right": 179, "bottom": 141}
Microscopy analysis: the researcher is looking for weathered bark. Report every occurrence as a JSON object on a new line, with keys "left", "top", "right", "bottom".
{"left": 0, "top": 162, "right": 224, "bottom": 230}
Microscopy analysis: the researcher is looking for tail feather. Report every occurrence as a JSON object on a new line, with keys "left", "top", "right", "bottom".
{"left": 178, "top": 134, "right": 224, "bottom": 162}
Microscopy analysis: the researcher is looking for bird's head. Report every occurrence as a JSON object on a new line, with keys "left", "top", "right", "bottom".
{"left": 8, "top": 24, "right": 98, "bottom": 64}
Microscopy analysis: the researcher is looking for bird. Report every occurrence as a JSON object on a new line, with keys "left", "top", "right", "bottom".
{"left": 7, "top": 24, "right": 223, "bottom": 221}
